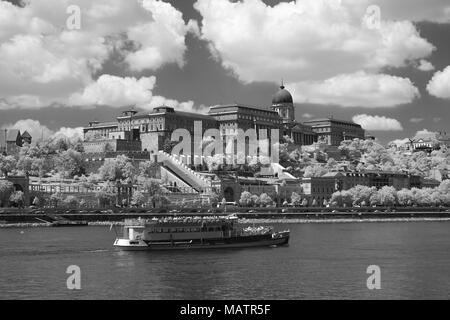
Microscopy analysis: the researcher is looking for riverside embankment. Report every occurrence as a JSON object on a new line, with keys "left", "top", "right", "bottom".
{"left": 1, "top": 206, "right": 450, "bottom": 227}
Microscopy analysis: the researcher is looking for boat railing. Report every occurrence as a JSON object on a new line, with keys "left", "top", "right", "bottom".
{"left": 240, "top": 226, "right": 273, "bottom": 236}
{"left": 123, "top": 218, "right": 148, "bottom": 227}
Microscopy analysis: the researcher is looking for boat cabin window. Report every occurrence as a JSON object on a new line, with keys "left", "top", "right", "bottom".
{"left": 148, "top": 224, "right": 226, "bottom": 233}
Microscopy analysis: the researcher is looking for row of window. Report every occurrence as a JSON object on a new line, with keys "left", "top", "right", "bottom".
{"left": 150, "top": 226, "right": 223, "bottom": 233}
{"left": 312, "top": 187, "right": 335, "bottom": 194}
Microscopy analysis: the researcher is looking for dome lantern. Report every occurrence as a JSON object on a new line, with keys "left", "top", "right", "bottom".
{"left": 271, "top": 81, "right": 294, "bottom": 123}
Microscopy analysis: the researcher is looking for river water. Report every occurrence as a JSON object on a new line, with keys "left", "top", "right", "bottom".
{"left": 0, "top": 221, "right": 449, "bottom": 299}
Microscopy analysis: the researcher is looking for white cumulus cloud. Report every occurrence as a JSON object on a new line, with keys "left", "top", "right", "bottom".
{"left": 417, "top": 59, "right": 435, "bottom": 72}
{"left": 52, "top": 127, "right": 84, "bottom": 141}
{"left": 352, "top": 114, "right": 404, "bottom": 131}
{"left": 69, "top": 75, "right": 156, "bottom": 107}
{"left": 290, "top": 71, "right": 420, "bottom": 107}
{"left": 1, "top": 119, "right": 54, "bottom": 141}
{"left": 1, "top": 119, "right": 84, "bottom": 143}
{"left": 426, "top": 66, "right": 450, "bottom": 99}
{"left": 194, "top": 0, "right": 435, "bottom": 84}
{"left": 69, "top": 74, "right": 206, "bottom": 113}
{"left": 0, "top": 0, "right": 196, "bottom": 109}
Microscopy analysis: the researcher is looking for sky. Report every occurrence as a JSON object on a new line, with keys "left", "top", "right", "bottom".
{"left": 0, "top": 0, "right": 449, "bottom": 145}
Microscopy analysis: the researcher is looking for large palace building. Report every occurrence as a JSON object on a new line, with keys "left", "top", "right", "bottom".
{"left": 304, "top": 117, "right": 365, "bottom": 146}
{"left": 83, "top": 85, "right": 364, "bottom": 160}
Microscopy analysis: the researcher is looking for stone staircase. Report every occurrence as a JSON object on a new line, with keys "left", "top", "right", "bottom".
{"left": 157, "top": 151, "right": 212, "bottom": 192}
{"left": 271, "top": 162, "right": 297, "bottom": 179}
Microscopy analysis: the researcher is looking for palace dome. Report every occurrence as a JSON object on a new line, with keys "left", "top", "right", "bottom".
{"left": 272, "top": 85, "right": 293, "bottom": 104}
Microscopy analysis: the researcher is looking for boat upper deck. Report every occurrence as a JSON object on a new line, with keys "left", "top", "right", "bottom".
{"left": 123, "top": 215, "right": 238, "bottom": 228}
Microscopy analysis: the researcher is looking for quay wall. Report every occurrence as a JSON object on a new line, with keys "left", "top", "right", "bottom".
{"left": 1, "top": 209, "right": 450, "bottom": 225}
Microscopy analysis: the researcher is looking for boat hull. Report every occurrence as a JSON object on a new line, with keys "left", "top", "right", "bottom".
{"left": 114, "top": 233, "right": 289, "bottom": 251}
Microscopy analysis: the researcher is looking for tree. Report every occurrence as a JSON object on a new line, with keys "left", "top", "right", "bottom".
{"left": 437, "top": 180, "right": 450, "bottom": 205}
{"left": 205, "top": 154, "right": 225, "bottom": 172}
{"left": 32, "top": 196, "right": 41, "bottom": 207}
{"left": 205, "top": 190, "right": 220, "bottom": 207}
{"left": 0, "top": 155, "right": 16, "bottom": 177}
{"left": 250, "top": 195, "right": 259, "bottom": 207}
{"left": 95, "top": 189, "right": 115, "bottom": 208}
{"left": 430, "top": 190, "right": 444, "bottom": 206}
{"left": 239, "top": 191, "right": 253, "bottom": 206}
{"left": 131, "top": 191, "right": 146, "bottom": 207}
{"left": 142, "top": 178, "right": 162, "bottom": 197}
{"left": 141, "top": 178, "right": 163, "bottom": 208}
{"left": 0, "top": 180, "right": 14, "bottom": 207}
{"left": 341, "top": 190, "right": 353, "bottom": 207}
{"left": 348, "top": 185, "right": 376, "bottom": 206}
{"left": 31, "top": 157, "right": 49, "bottom": 177}
{"left": 9, "top": 191, "right": 25, "bottom": 208}
{"left": 397, "top": 188, "right": 413, "bottom": 206}
{"left": 369, "top": 191, "right": 382, "bottom": 206}
{"left": 290, "top": 192, "right": 302, "bottom": 206}
{"left": 414, "top": 188, "right": 433, "bottom": 206}
{"left": 17, "top": 156, "right": 33, "bottom": 174}
{"left": 259, "top": 193, "right": 274, "bottom": 207}
{"left": 330, "top": 191, "right": 342, "bottom": 207}
{"left": 50, "top": 192, "right": 64, "bottom": 208}
{"left": 98, "top": 155, "right": 132, "bottom": 181}
{"left": 55, "top": 149, "right": 84, "bottom": 178}
{"left": 139, "top": 161, "right": 160, "bottom": 178}
{"left": 122, "top": 161, "right": 137, "bottom": 182}
{"left": 378, "top": 186, "right": 397, "bottom": 206}
{"left": 163, "top": 138, "right": 178, "bottom": 154}
{"left": 63, "top": 195, "right": 79, "bottom": 208}
{"left": 303, "top": 165, "right": 328, "bottom": 178}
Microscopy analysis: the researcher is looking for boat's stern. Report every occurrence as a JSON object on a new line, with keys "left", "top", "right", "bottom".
{"left": 114, "top": 238, "right": 149, "bottom": 250}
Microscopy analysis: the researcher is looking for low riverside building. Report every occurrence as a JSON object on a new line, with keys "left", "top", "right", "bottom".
{"left": 219, "top": 174, "right": 303, "bottom": 204}
{"left": 300, "top": 171, "right": 367, "bottom": 205}
{"left": 301, "top": 170, "right": 426, "bottom": 204}
{"left": 420, "top": 177, "right": 441, "bottom": 188}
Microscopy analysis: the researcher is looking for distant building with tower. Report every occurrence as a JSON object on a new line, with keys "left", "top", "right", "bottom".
{"left": 0, "top": 129, "right": 32, "bottom": 155}
{"left": 411, "top": 130, "right": 450, "bottom": 152}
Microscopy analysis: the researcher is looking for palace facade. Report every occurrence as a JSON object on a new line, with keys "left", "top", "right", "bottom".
{"left": 303, "top": 117, "right": 365, "bottom": 146}
{"left": 83, "top": 85, "right": 364, "bottom": 162}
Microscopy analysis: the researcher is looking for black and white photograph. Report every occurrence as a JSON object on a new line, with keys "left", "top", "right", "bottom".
{"left": 0, "top": 0, "right": 449, "bottom": 306}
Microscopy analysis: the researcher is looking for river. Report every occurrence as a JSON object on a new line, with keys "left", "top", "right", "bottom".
{"left": 0, "top": 221, "right": 449, "bottom": 299}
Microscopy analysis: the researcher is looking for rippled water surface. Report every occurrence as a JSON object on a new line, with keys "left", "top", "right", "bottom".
{"left": 1, "top": 222, "right": 449, "bottom": 299}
